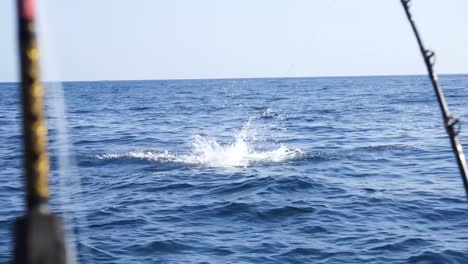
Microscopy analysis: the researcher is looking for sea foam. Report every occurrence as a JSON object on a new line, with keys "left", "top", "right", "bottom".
{"left": 97, "top": 113, "right": 303, "bottom": 168}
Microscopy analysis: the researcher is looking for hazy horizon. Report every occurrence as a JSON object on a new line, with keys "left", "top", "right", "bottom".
{"left": 2, "top": 72, "right": 468, "bottom": 84}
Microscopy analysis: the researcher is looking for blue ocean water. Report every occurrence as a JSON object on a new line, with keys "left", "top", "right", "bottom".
{"left": 1, "top": 75, "right": 468, "bottom": 263}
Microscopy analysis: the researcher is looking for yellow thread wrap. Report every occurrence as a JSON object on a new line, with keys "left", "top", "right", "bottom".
{"left": 20, "top": 23, "right": 50, "bottom": 203}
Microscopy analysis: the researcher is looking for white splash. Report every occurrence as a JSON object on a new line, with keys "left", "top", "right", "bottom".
{"left": 188, "top": 134, "right": 302, "bottom": 167}
{"left": 97, "top": 112, "right": 303, "bottom": 168}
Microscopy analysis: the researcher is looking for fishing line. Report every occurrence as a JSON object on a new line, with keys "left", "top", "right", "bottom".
{"left": 400, "top": 0, "right": 468, "bottom": 196}
{"left": 286, "top": 0, "right": 337, "bottom": 77}
{"left": 36, "top": 0, "right": 92, "bottom": 262}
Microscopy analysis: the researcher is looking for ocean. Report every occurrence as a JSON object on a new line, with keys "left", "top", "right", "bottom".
{"left": 1, "top": 75, "right": 468, "bottom": 263}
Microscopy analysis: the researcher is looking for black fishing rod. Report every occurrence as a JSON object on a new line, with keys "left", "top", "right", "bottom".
{"left": 13, "top": 0, "right": 68, "bottom": 263}
{"left": 400, "top": 0, "right": 468, "bottom": 196}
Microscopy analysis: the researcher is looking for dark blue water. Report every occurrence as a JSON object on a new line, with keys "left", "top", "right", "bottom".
{"left": 1, "top": 75, "right": 468, "bottom": 263}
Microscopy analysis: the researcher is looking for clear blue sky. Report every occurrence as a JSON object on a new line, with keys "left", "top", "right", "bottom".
{"left": 1, "top": 0, "right": 467, "bottom": 81}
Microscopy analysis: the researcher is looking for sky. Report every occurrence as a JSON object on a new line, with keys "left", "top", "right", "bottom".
{"left": 1, "top": 0, "right": 467, "bottom": 82}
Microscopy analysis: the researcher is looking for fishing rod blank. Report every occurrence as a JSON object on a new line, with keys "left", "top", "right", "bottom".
{"left": 400, "top": 0, "right": 468, "bottom": 196}
{"left": 13, "top": 0, "right": 68, "bottom": 263}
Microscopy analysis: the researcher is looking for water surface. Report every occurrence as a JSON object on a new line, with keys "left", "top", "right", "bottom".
{"left": 1, "top": 75, "right": 468, "bottom": 263}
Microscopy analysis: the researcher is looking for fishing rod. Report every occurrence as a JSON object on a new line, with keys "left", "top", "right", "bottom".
{"left": 13, "top": 0, "right": 68, "bottom": 263}
{"left": 400, "top": 0, "right": 468, "bottom": 196}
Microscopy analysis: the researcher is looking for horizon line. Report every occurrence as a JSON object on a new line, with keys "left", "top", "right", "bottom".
{"left": 1, "top": 72, "right": 467, "bottom": 84}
